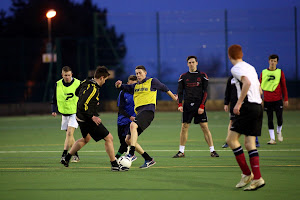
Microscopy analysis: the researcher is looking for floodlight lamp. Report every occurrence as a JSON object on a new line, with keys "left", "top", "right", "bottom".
{"left": 46, "top": 9, "right": 56, "bottom": 19}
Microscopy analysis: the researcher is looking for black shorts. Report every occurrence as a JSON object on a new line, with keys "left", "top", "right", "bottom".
{"left": 230, "top": 102, "right": 263, "bottom": 136}
{"left": 78, "top": 120, "right": 109, "bottom": 142}
{"left": 118, "top": 123, "right": 130, "bottom": 137}
{"left": 182, "top": 102, "right": 208, "bottom": 124}
{"left": 129, "top": 110, "right": 154, "bottom": 136}
{"left": 264, "top": 100, "right": 283, "bottom": 112}
{"left": 229, "top": 112, "right": 236, "bottom": 121}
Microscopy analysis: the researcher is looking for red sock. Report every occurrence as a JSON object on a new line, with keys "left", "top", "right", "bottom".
{"left": 250, "top": 156, "right": 261, "bottom": 179}
{"left": 235, "top": 153, "right": 251, "bottom": 175}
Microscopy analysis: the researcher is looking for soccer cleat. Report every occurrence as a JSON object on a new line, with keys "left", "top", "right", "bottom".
{"left": 210, "top": 151, "right": 219, "bottom": 157}
{"left": 236, "top": 173, "right": 254, "bottom": 188}
{"left": 61, "top": 159, "right": 70, "bottom": 167}
{"left": 277, "top": 132, "right": 283, "bottom": 142}
{"left": 244, "top": 177, "right": 265, "bottom": 191}
{"left": 111, "top": 165, "right": 129, "bottom": 172}
{"left": 256, "top": 141, "right": 260, "bottom": 148}
{"left": 131, "top": 155, "right": 137, "bottom": 162}
{"left": 222, "top": 142, "right": 229, "bottom": 148}
{"left": 71, "top": 155, "right": 80, "bottom": 163}
{"left": 60, "top": 156, "right": 66, "bottom": 164}
{"left": 267, "top": 139, "right": 276, "bottom": 145}
{"left": 140, "top": 159, "right": 156, "bottom": 169}
{"left": 172, "top": 151, "right": 185, "bottom": 158}
{"left": 126, "top": 154, "right": 137, "bottom": 162}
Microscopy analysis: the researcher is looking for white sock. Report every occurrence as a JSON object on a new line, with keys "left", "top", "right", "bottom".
{"left": 269, "top": 129, "right": 275, "bottom": 140}
{"left": 277, "top": 126, "right": 282, "bottom": 134}
{"left": 179, "top": 145, "right": 185, "bottom": 153}
{"left": 209, "top": 146, "right": 215, "bottom": 153}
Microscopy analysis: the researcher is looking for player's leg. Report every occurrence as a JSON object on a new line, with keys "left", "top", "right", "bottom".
{"left": 275, "top": 100, "right": 284, "bottom": 142}
{"left": 61, "top": 134, "right": 91, "bottom": 167}
{"left": 115, "top": 124, "right": 129, "bottom": 159}
{"left": 103, "top": 133, "right": 116, "bottom": 162}
{"left": 244, "top": 135, "right": 265, "bottom": 191}
{"left": 128, "top": 121, "right": 138, "bottom": 157}
{"left": 265, "top": 102, "right": 276, "bottom": 144}
{"left": 60, "top": 116, "right": 69, "bottom": 162}
{"left": 173, "top": 104, "right": 193, "bottom": 158}
{"left": 227, "top": 131, "right": 253, "bottom": 188}
{"left": 222, "top": 120, "right": 232, "bottom": 148}
{"left": 172, "top": 123, "right": 189, "bottom": 158}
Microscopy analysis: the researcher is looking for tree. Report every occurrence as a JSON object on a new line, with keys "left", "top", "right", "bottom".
{"left": 0, "top": 0, "right": 126, "bottom": 102}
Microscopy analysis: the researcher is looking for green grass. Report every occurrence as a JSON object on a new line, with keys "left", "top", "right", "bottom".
{"left": 0, "top": 111, "right": 300, "bottom": 200}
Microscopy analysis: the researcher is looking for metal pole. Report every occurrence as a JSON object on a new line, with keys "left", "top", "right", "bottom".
{"left": 156, "top": 12, "right": 161, "bottom": 99}
{"left": 295, "top": 6, "right": 298, "bottom": 80}
{"left": 43, "top": 18, "right": 53, "bottom": 102}
{"left": 224, "top": 9, "right": 229, "bottom": 76}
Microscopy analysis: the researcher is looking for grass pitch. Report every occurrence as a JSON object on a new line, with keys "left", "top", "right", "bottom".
{"left": 0, "top": 111, "right": 300, "bottom": 200}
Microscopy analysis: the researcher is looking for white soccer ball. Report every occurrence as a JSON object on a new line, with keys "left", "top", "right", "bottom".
{"left": 118, "top": 156, "right": 132, "bottom": 168}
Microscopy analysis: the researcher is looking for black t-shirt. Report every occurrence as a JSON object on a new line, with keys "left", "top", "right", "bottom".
{"left": 177, "top": 70, "right": 208, "bottom": 106}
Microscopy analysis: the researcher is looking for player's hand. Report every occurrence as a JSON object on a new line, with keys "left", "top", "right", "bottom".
{"left": 52, "top": 112, "right": 57, "bottom": 117}
{"left": 284, "top": 101, "right": 288, "bottom": 107}
{"left": 178, "top": 106, "right": 183, "bottom": 112}
{"left": 198, "top": 108, "right": 204, "bottom": 115}
{"left": 115, "top": 80, "right": 122, "bottom": 88}
{"left": 92, "top": 116, "right": 102, "bottom": 125}
{"left": 233, "top": 103, "right": 242, "bottom": 115}
{"left": 130, "top": 116, "right": 135, "bottom": 121}
{"left": 224, "top": 105, "right": 228, "bottom": 112}
{"left": 173, "top": 94, "right": 178, "bottom": 101}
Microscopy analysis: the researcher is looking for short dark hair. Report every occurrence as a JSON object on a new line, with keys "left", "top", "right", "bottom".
{"left": 135, "top": 65, "right": 147, "bottom": 71}
{"left": 62, "top": 66, "right": 72, "bottom": 72}
{"left": 187, "top": 56, "right": 197, "bottom": 62}
{"left": 269, "top": 54, "right": 279, "bottom": 61}
{"left": 128, "top": 75, "right": 137, "bottom": 81}
{"left": 94, "top": 66, "right": 110, "bottom": 79}
{"left": 228, "top": 44, "right": 243, "bottom": 59}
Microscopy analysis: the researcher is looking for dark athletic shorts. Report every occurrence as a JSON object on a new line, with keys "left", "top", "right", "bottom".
{"left": 118, "top": 123, "right": 130, "bottom": 137}
{"left": 263, "top": 100, "right": 283, "bottom": 112}
{"left": 78, "top": 119, "right": 109, "bottom": 142}
{"left": 230, "top": 102, "right": 263, "bottom": 136}
{"left": 129, "top": 110, "right": 154, "bottom": 136}
{"left": 182, "top": 102, "right": 208, "bottom": 124}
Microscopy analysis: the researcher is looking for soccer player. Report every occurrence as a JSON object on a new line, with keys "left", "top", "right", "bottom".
{"left": 61, "top": 66, "right": 125, "bottom": 171}
{"left": 222, "top": 76, "right": 260, "bottom": 148}
{"left": 115, "top": 75, "right": 138, "bottom": 160}
{"left": 173, "top": 56, "right": 219, "bottom": 158}
{"left": 226, "top": 44, "right": 265, "bottom": 191}
{"left": 259, "top": 54, "right": 288, "bottom": 145}
{"left": 115, "top": 65, "right": 178, "bottom": 169}
{"left": 51, "top": 66, "right": 80, "bottom": 163}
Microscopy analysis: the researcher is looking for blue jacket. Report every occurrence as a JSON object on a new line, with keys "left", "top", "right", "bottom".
{"left": 117, "top": 90, "right": 136, "bottom": 125}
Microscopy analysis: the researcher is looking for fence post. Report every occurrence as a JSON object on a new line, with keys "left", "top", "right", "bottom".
{"left": 224, "top": 9, "right": 229, "bottom": 76}
{"left": 156, "top": 12, "right": 162, "bottom": 99}
{"left": 295, "top": 6, "right": 298, "bottom": 80}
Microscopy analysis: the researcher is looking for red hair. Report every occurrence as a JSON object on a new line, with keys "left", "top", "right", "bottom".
{"left": 228, "top": 44, "right": 243, "bottom": 59}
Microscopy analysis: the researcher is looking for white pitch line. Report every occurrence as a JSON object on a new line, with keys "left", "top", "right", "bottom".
{"left": 1, "top": 149, "right": 300, "bottom": 153}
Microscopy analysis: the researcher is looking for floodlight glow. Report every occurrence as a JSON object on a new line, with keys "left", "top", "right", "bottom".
{"left": 46, "top": 9, "right": 56, "bottom": 19}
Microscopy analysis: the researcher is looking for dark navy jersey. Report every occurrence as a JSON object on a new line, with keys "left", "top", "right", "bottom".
{"left": 117, "top": 90, "right": 136, "bottom": 125}
{"left": 177, "top": 70, "right": 208, "bottom": 107}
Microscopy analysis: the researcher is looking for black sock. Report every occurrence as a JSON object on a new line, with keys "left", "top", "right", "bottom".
{"left": 65, "top": 153, "right": 72, "bottom": 161}
{"left": 74, "top": 152, "right": 78, "bottom": 157}
{"left": 142, "top": 152, "right": 152, "bottom": 161}
{"left": 62, "top": 150, "right": 68, "bottom": 157}
{"left": 111, "top": 160, "right": 118, "bottom": 167}
{"left": 115, "top": 152, "right": 122, "bottom": 159}
{"left": 129, "top": 146, "right": 136, "bottom": 155}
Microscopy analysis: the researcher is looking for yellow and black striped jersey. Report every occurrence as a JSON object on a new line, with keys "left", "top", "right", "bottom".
{"left": 75, "top": 79, "right": 100, "bottom": 121}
